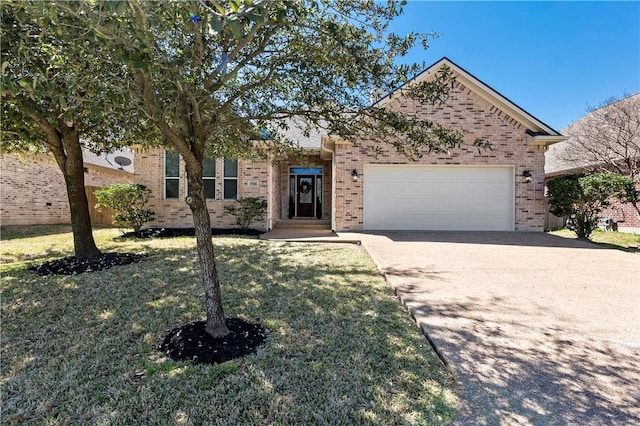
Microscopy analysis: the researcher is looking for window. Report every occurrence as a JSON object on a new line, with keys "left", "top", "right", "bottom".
{"left": 203, "top": 156, "right": 216, "bottom": 199}
{"left": 223, "top": 158, "right": 238, "bottom": 200}
{"left": 164, "top": 150, "right": 180, "bottom": 199}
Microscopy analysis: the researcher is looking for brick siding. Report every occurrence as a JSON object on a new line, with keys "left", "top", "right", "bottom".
{"left": 333, "top": 80, "right": 547, "bottom": 231}
{"left": 135, "top": 148, "right": 334, "bottom": 229}
{"left": 1, "top": 153, "right": 132, "bottom": 226}
{"left": 134, "top": 147, "right": 272, "bottom": 229}
{"left": 602, "top": 179, "right": 640, "bottom": 232}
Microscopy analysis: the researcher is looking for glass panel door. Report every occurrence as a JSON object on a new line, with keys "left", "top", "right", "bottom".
{"left": 296, "top": 175, "right": 315, "bottom": 217}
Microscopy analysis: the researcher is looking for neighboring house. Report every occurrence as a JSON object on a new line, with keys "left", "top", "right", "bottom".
{"left": 545, "top": 94, "right": 640, "bottom": 232}
{"left": 0, "top": 148, "right": 134, "bottom": 226}
{"left": 136, "top": 57, "right": 565, "bottom": 232}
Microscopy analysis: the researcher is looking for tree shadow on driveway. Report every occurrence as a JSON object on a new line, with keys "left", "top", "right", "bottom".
{"left": 360, "top": 232, "right": 640, "bottom": 424}
{"left": 370, "top": 231, "right": 604, "bottom": 249}
{"left": 401, "top": 293, "right": 640, "bottom": 425}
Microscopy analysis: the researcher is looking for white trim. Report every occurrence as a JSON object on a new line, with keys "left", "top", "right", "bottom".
{"left": 202, "top": 156, "right": 216, "bottom": 200}
{"left": 530, "top": 135, "right": 566, "bottom": 147}
{"left": 182, "top": 156, "right": 217, "bottom": 200}
{"left": 164, "top": 150, "right": 180, "bottom": 200}
{"left": 222, "top": 158, "right": 238, "bottom": 200}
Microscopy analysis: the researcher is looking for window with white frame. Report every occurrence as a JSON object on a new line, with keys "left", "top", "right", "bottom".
{"left": 164, "top": 150, "right": 180, "bottom": 199}
{"left": 203, "top": 156, "right": 216, "bottom": 199}
{"left": 223, "top": 158, "right": 238, "bottom": 200}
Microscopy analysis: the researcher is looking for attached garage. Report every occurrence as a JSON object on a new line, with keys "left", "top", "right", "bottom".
{"left": 363, "top": 165, "right": 515, "bottom": 231}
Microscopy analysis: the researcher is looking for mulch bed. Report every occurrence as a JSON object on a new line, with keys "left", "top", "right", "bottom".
{"left": 27, "top": 228, "right": 261, "bottom": 276}
{"left": 28, "top": 252, "right": 146, "bottom": 276}
{"left": 120, "top": 228, "right": 263, "bottom": 239}
{"left": 159, "top": 318, "right": 267, "bottom": 364}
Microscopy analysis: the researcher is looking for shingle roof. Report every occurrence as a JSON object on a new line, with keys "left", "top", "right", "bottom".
{"left": 545, "top": 93, "right": 640, "bottom": 176}
{"left": 267, "top": 117, "right": 326, "bottom": 150}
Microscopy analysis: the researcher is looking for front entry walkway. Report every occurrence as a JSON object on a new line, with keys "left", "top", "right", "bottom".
{"left": 356, "top": 231, "right": 640, "bottom": 425}
{"left": 260, "top": 221, "right": 360, "bottom": 243}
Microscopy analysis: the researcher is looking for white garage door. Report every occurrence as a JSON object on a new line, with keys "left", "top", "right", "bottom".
{"left": 363, "top": 165, "right": 514, "bottom": 231}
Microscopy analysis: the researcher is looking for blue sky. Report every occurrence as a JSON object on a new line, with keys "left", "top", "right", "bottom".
{"left": 388, "top": 1, "right": 640, "bottom": 131}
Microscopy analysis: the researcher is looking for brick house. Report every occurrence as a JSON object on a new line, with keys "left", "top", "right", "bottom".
{"left": 136, "top": 57, "right": 565, "bottom": 232}
{"left": 545, "top": 93, "right": 640, "bottom": 232}
{"left": 0, "top": 149, "right": 134, "bottom": 226}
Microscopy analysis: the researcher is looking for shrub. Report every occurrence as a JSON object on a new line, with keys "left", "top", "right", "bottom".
{"left": 94, "top": 183, "right": 155, "bottom": 232}
{"left": 547, "top": 173, "right": 637, "bottom": 239}
{"left": 224, "top": 197, "right": 267, "bottom": 231}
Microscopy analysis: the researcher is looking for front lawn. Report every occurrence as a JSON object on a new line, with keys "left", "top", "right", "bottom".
{"left": 1, "top": 226, "right": 457, "bottom": 425}
{"left": 549, "top": 228, "right": 640, "bottom": 251}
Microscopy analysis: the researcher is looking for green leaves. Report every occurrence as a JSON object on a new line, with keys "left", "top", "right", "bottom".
{"left": 204, "top": 0, "right": 270, "bottom": 39}
{"left": 547, "top": 173, "right": 638, "bottom": 238}
{"left": 95, "top": 183, "right": 155, "bottom": 232}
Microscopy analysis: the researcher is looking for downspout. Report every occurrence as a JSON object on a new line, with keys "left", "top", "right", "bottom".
{"left": 267, "top": 151, "right": 274, "bottom": 231}
{"left": 321, "top": 136, "right": 336, "bottom": 232}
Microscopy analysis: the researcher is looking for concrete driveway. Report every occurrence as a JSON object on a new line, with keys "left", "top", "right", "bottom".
{"left": 353, "top": 231, "right": 640, "bottom": 425}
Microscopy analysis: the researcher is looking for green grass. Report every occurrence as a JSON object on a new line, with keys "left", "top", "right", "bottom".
{"left": 1, "top": 226, "right": 457, "bottom": 425}
{"left": 549, "top": 228, "right": 640, "bottom": 251}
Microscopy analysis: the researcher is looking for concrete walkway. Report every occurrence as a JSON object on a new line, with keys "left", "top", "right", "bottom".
{"left": 260, "top": 227, "right": 362, "bottom": 243}
{"left": 355, "top": 231, "right": 640, "bottom": 425}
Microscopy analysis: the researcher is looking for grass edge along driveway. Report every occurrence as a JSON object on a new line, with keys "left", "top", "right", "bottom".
{"left": 1, "top": 226, "right": 457, "bottom": 425}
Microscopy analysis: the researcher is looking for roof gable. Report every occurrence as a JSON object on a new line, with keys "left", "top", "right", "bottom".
{"left": 377, "top": 57, "right": 563, "bottom": 140}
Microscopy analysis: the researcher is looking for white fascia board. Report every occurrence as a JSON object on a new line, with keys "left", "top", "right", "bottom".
{"left": 530, "top": 135, "right": 567, "bottom": 147}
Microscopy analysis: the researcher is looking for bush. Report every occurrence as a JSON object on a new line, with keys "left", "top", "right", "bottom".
{"left": 94, "top": 183, "right": 155, "bottom": 232}
{"left": 224, "top": 197, "right": 267, "bottom": 231}
{"left": 547, "top": 173, "right": 637, "bottom": 239}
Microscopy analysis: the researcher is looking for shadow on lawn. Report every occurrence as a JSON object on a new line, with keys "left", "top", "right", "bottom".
{"left": 0, "top": 224, "right": 74, "bottom": 240}
{"left": 2, "top": 239, "right": 456, "bottom": 425}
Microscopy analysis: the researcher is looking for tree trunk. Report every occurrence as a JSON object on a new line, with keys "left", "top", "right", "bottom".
{"left": 39, "top": 116, "right": 102, "bottom": 260}
{"left": 185, "top": 161, "right": 229, "bottom": 338}
{"left": 59, "top": 127, "right": 102, "bottom": 259}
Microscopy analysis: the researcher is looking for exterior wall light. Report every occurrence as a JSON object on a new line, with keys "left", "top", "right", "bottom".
{"left": 522, "top": 170, "right": 532, "bottom": 183}
{"left": 351, "top": 169, "right": 360, "bottom": 182}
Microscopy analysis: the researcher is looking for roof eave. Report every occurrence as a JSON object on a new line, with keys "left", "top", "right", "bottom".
{"left": 530, "top": 135, "right": 567, "bottom": 147}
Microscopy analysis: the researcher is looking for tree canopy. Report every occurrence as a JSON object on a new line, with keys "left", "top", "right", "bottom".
{"left": 5, "top": 0, "right": 465, "bottom": 338}
{"left": 1, "top": 1, "right": 150, "bottom": 258}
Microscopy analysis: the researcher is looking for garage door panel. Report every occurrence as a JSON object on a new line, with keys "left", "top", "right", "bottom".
{"left": 363, "top": 165, "right": 514, "bottom": 231}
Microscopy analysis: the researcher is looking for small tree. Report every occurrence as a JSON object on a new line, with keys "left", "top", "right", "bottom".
{"left": 224, "top": 197, "right": 267, "bottom": 231}
{"left": 547, "top": 173, "right": 638, "bottom": 239}
{"left": 95, "top": 183, "right": 155, "bottom": 232}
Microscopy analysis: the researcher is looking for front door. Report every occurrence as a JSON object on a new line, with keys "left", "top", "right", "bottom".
{"left": 296, "top": 175, "right": 315, "bottom": 217}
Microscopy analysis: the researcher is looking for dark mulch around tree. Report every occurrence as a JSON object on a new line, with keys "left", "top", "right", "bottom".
{"left": 120, "top": 227, "right": 263, "bottom": 239}
{"left": 28, "top": 252, "right": 146, "bottom": 276}
{"left": 159, "top": 318, "right": 267, "bottom": 364}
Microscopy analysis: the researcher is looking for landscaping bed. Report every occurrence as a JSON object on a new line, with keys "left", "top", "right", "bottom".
{"left": 121, "top": 227, "right": 263, "bottom": 239}
{"left": 28, "top": 252, "right": 146, "bottom": 275}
